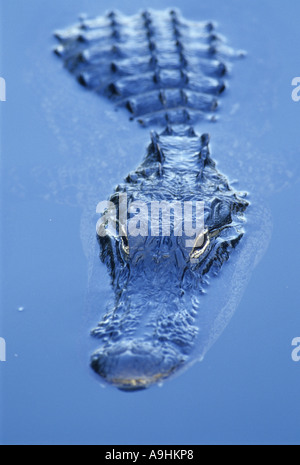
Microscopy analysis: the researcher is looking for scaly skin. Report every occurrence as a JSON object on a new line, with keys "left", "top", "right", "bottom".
{"left": 54, "top": 9, "right": 247, "bottom": 390}
{"left": 91, "top": 126, "right": 247, "bottom": 390}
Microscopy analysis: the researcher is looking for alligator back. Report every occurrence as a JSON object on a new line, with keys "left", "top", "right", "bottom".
{"left": 55, "top": 9, "right": 250, "bottom": 391}
{"left": 54, "top": 8, "right": 240, "bottom": 126}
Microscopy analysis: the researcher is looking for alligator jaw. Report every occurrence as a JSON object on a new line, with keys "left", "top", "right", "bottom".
{"left": 90, "top": 339, "right": 185, "bottom": 391}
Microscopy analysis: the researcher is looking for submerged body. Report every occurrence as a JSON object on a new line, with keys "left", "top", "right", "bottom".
{"left": 55, "top": 8, "right": 249, "bottom": 390}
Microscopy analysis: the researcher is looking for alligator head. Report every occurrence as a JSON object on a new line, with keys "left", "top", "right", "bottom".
{"left": 90, "top": 128, "right": 248, "bottom": 391}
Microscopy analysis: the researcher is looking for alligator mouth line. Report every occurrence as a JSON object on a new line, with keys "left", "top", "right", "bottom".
{"left": 106, "top": 372, "right": 175, "bottom": 392}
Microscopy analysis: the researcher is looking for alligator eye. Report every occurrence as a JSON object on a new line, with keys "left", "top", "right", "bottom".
{"left": 189, "top": 229, "right": 210, "bottom": 260}
{"left": 120, "top": 235, "right": 129, "bottom": 255}
{"left": 119, "top": 223, "right": 130, "bottom": 255}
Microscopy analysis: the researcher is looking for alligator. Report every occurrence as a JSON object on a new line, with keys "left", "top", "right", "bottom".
{"left": 54, "top": 8, "right": 249, "bottom": 391}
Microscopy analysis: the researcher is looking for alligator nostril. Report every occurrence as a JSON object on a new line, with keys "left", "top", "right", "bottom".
{"left": 90, "top": 340, "right": 184, "bottom": 390}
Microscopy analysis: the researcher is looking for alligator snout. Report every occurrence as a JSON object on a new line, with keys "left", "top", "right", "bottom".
{"left": 90, "top": 339, "right": 184, "bottom": 391}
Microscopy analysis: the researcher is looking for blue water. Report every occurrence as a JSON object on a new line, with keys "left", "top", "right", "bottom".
{"left": 1, "top": 0, "right": 300, "bottom": 445}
